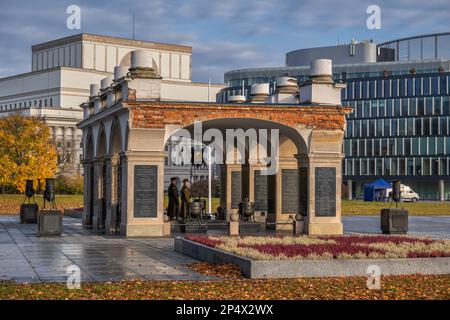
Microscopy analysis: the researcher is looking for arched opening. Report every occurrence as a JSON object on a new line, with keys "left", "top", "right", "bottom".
{"left": 163, "top": 117, "right": 308, "bottom": 230}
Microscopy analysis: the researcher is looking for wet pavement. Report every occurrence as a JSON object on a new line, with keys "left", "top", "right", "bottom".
{"left": 1, "top": 215, "right": 449, "bottom": 283}
{"left": 0, "top": 216, "right": 215, "bottom": 284}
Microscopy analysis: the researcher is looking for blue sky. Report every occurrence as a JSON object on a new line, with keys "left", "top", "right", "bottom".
{"left": 1, "top": 0, "right": 450, "bottom": 83}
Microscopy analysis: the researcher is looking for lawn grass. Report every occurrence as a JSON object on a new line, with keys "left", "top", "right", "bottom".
{"left": 0, "top": 194, "right": 448, "bottom": 216}
{"left": 0, "top": 274, "right": 449, "bottom": 300}
{"left": 0, "top": 194, "right": 83, "bottom": 215}
{"left": 341, "top": 199, "right": 450, "bottom": 216}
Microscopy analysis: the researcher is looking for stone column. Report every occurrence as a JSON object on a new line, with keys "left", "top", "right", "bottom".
{"left": 347, "top": 179, "right": 352, "bottom": 200}
{"left": 304, "top": 152, "right": 344, "bottom": 235}
{"left": 82, "top": 159, "right": 93, "bottom": 226}
{"left": 439, "top": 179, "right": 445, "bottom": 202}
{"left": 119, "top": 150, "right": 166, "bottom": 237}
{"left": 272, "top": 157, "right": 298, "bottom": 230}
{"left": 219, "top": 164, "right": 242, "bottom": 221}
{"left": 92, "top": 157, "right": 105, "bottom": 232}
{"left": 104, "top": 155, "right": 118, "bottom": 235}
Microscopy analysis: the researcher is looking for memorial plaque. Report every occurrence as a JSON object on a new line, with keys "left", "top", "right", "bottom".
{"left": 254, "top": 170, "right": 268, "bottom": 211}
{"left": 134, "top": 165, "right": 158, "bottom": 218}
{"left": 315, "top": 167, "right": 336, "bottom": 217}
{"left": 282, "top": 169, "right": 298, "bottom": 215}
{"left": 231, "top": 171, "right": 241, "bottom": 209}
{"left": 299, "top": 167, "right": 308, "bottom": 216}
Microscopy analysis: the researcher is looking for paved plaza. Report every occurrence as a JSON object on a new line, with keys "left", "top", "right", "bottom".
{"left": 0, "top": 215, "right": 449, "bottom": 284}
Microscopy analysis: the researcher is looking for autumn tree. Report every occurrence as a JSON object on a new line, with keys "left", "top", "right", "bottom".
{"left": 0, "top": 114, "right": 57, "bottom": 192}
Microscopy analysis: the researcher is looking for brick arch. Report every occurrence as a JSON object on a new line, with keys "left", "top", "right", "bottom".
{"left": 127, "top": 102, "right": 347, "bottom": 132}
{"left": 163, "top": 116, "right": 309, "bottom": 156}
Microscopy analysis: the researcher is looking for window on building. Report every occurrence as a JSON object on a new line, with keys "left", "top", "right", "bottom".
{"left": 407, "top": 158, "right": 414, "bottom": 175}
{"left": 416, "top": 118, "right": 422, "bottom": 135}
{"left": 437, "top": 137, "right": 445, "bottom": 155}
{"left": 386, "top": 99, "right": 393, "bottom": 116}
{"left": 394, "top": 99, "right": 401, "bottom": 116}
{"left": 377, "top": 80, "right": 383, "bottom": 98}
{"left": 50, "top": 98, "right": 53, "bottom": 107}
{"left": 399, "top": 158, "right": 406, "bottom": 175}
{"left": 443, "top": 97, "right": 450, "bottom": 115}
{"left": 415, "top": 158, "right": 422, "bottom": 175}
{"left": 399, "top": 119, "right": 406, "bottom": 136}
{"left": 392, "top": 158, "right": 398, "bottom": 175}
{"left": 371, "top": 100, "right": 378, "bottom": 117}
{"left": 429, "top": 137, "right": 436, "bottom": 155}
{"left": 420, "top": 138, "right": 428, "bottom": 155}
{"left": 381, "top": 139, "right": 388, "bottom": 156}
{"left": 423, "top": 118, "right": 430, "bottom": 135}
{"left": 405, "top": 138, "right": 411, "bottom": 155}
{"left": 379, "top": 100, "right": 385, "bottom": 117}
{"left": 440, "top": 117, "right": 448, "bottom": 135}
{"left": 389, "top": 139, "right": 396, "bottom": 156}
{"left": 407, "top": 118, "right": 414, "bottom": 135}
{"left": 359, "top": 139, "right": 365, "bottom": 156}
{"left": 423, "top": 77, "right": 430, "bottom": 95}
{"left": 397, "top": 138, "right": 404, "bottom": 155}
{"left": 384, "top": 118, "right": 390, "bottom": 136}
{"left": 384, "top": 158, "right": 391, "bottom": 175}
{"left": 415, "top": 77, "right": 422, "bottom": 96}
{"left": 377, "top": 119, "right": 383, "bottom": 136}
{"left": 363, "top": 101, "right": 370, "bottom": 118}
{"left": 384, "top": 80, "right": 391, "bottom": 98}
{"left": 439, "top": 158, "right": 447, "bottom": 175}
{"left": 392, "top": 119, "right": 398, "bottom": 136}
{"left": 407, "top": 78, "right": 414, "bottom": 96}
{"left": 412, "top": 138, "right": 420, "bottom": 155}
{"left": 426, "top": 97, "right": 433, "bottom": 115}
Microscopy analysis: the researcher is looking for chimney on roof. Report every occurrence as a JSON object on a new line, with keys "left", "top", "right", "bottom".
{"left": 129, "top": 50, "right": 161, "bottom": 79}
{"left": 299, "top": 59, "right": 346, "bottom": 105}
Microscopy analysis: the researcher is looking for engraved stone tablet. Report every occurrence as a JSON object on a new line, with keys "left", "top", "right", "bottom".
{"left": 134, "top": 165, "right": 158, "bottom": 218}
{"left": 254, "top": 170, "right": 268, "bottom": 211}
{"left": 315, "top": 167, "right": 336, "bottom": 217}
{"left": 282, "top": 169, "right": 298, "bottom": 215}
{"left": 231, "top": 171, "right": 241, "bottom": 209}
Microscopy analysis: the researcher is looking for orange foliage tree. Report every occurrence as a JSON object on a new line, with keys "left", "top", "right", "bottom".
{"left": 0, "top": 115, "right": 57, "bottom": 192}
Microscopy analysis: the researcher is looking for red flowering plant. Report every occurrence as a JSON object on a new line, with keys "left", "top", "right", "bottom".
{"left": 185, "top": 235, "right": 450, "bottom": 260}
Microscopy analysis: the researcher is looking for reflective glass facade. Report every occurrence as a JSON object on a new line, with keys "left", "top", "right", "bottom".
{"left": 343, "top": 72, "right": 450, "bottom": 199}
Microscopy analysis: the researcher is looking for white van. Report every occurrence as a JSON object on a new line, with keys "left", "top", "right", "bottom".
{"left": 386, "top": 184, "right": 420, "bottom": 202}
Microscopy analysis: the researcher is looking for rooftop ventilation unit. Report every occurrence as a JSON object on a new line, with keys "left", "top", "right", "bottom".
{"left": 228, "top": 95, "right": 246, "bottom": 103}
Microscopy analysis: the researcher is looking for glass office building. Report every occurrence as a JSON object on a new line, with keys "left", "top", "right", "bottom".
{"left": 218, "top": 33, "right": 450, "bottom": 200}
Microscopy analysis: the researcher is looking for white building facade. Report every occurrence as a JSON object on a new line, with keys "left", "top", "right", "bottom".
{"left": 0, "top": 33, "right": 223, "bottom": 175}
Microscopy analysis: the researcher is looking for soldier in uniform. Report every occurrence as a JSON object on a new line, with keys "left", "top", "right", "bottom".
{"left": 180, "top": 178, "right": 190, "bottom": 222}
{"left": 167, "top": 177, "right": 179, "bottom": 221}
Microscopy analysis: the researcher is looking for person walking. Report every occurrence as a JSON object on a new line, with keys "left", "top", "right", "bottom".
{"left": 180, "top": 178, "right": 190, "bottom": 222}
{"left": 167, "top": 177, "right": 179, "bottom": 221}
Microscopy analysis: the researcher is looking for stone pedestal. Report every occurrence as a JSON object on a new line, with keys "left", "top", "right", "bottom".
{"left": 38, "top": 210, "right": 63, "bottom": 236}
{"left": 294, "top": 220, "right": 304, "bottom": 236}
{"left": 20, "top": 203, "right": 38, "bottom": 224}
{"left": 229, "top": 221, "right": 239, "bottom": 236}
{"left": 381, "top": 208, "right": 408, "bottom": 234}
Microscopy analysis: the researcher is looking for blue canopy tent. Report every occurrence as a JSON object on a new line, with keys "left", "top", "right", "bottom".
{"left": 363, "top": 179, "right": 392, "bottom": 202}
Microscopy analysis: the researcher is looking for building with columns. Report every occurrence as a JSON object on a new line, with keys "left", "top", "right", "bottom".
{"left": 78, "top": 53, "right": 349, "bottom": 237}
{"left": 0, "top": 33, "right": 223, "bottom": 174}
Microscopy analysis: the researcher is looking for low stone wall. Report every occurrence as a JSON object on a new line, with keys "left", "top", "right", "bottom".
{"left": 174, "top": 237, "right": 450, "bottom": 279}
{"left": 63, "top": 208, "right": 82, "bottom": 219}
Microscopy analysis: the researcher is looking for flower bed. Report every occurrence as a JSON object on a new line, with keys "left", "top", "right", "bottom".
{"left": 185, "top": 235, "right": 450, "bottom": 260}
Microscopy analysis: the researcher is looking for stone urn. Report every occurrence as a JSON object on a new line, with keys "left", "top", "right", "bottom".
{"left": 190, "top": 201, "right": 202, "bottom": 219}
